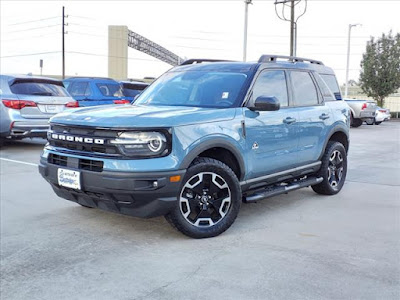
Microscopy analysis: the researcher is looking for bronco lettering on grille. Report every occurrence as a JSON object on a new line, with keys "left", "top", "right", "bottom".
{"left": 50, "top": 133, "right": 105, "bottom": 145}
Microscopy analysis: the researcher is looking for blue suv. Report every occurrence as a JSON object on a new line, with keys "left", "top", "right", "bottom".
{"left": 39, "top": 55, "right": 350, "bottom": 238}
{"left": 63, "top": 77, "right": 130, "bottom": 106}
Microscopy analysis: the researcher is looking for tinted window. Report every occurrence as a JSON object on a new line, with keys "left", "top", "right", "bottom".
{"left": 135, "top": 71, "right": 248, "bottom": 108}
{"left": 69, "top": 82, "right": 90, "bottom": 97}
{"left": 96, "top": 83, "right": 123, "bottom": 97}
{"left": 291, "top": 71, "right": 319, "bottom": 106}
{"left": 122, "top": 84, "right": 148, "bottom": 97}
{"left": 252, "top": 70, "right": 288, "bottom": 107}
{"left": 10, "top": 81, "right": 69, "bottom": 96}
{"left": 320, "top": 74, "right": 342, "bottom": 100}
{"left": 314, "top": 73, "right": 335, "bottom": 102}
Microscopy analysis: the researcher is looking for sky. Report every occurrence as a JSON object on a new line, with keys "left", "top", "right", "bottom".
{"left": 1, "top": 0, "right": 400, "bottom": 85}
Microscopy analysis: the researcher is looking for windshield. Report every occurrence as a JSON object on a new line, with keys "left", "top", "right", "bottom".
{"left": 134, "top": 71, "right": 248, "bottom": 108}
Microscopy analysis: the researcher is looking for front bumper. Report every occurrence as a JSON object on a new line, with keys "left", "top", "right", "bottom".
{"left": 39, "top": 159, "right": 185, "bottom": 218}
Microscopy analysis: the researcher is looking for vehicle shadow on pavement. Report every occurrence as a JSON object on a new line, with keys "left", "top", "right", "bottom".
{"left": 56, "top": 187, "right": 323, "bottom": 241}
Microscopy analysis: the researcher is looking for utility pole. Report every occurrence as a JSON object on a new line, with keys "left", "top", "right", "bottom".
{"left": 274, "top": 0, "right": 307, "bottom": 57}
{"left": 62, "top": 6, "right": 66, "bottom": 79}
{"left": 243, "top": 0, "right": 252, "bottom": 62}
{"left": 345, "top": 23, "right": 361, "bottom": 98}
{"left": 290, "top": 0, "right": 295, "bottom": 56}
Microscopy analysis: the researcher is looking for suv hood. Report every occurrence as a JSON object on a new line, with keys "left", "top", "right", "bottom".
{"left": 50, "top": 104, "right": 237, "bottom": 128}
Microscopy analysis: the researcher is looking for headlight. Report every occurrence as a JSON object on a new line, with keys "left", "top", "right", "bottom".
{"left": 110, "top": 131, "right": 170, "bottom": 157}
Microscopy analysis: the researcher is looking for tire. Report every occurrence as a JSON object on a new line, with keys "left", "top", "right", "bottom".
{"left": 351, "top": 117, "right": 363, "bottom": 128}
{"left": 366, "top": 120, "right": 374, "bottom": 125}
{"left": 312, "top": 142, "right": 347, "bottom": 195}
{"left": 375, "top": 121, "right": 382, "bottom": 125}
{"left": 165, "top": 157, "right": 241, "bottom": 239}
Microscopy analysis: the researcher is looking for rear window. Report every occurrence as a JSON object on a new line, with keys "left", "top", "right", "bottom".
{"left": 320, "top": 74, "right": 342, "bottom": 100}
{"left": 10, "top": 81, "right": 69, "bottom": 97}
{"left": 314, "top": 73, "right": 336, "bottom": 102}
{"left": 122, "top": 84, "right": 148, "bottom": 97}
{"left": 96, "top": 83, "right": 123, "bottom": 97}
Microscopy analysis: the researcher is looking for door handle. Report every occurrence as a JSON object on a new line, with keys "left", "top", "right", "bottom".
{"left": 283, "top": 117, "right": 296, "bottom": 124}
{"left": 319, "top": 113, "right": 330, "bottom": 120}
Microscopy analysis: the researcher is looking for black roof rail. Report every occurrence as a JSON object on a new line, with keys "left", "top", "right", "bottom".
{"left": 180, "top": 59, "right": 235, "bottom": 65}
{"left": 258, "top": 55, "right": 324, "bottom": 65}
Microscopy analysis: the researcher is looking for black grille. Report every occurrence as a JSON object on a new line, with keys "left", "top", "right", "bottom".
{"left": 48, "top": 124, "right": 121, "bottom": 156}
{"left": 79, "top": 159, "right": 104, "bottom": 172}
{"left": 48, "top": 153, "right": 103, "bottom": 172}
{"left": 48, "top": 153, "right": 68, "bottom": 167}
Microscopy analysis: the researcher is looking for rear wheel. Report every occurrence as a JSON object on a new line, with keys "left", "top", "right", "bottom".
{"left": 351, "top": 117, "right": 363, "bottom": 128}
{"left": 312, "top": 142, "right": 347, "bottom": 195}
{"left": 165, "top": 157, "right": 241, "bottom": 238}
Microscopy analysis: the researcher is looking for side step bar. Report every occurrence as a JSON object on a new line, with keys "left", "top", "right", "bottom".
{"left": 244, "top": 176, "right": 323, "bottom": 203}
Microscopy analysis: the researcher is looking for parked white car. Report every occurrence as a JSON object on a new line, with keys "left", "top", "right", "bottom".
{"left": 372, "top": 107, "right": 391, "bottom": 125}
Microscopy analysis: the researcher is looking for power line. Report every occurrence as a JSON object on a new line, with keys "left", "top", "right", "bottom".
{"left": 4, "top": 24, "right": 61, "bottom": 34}
{"left": 6, "top": 16, "right": 59, "bottom": 26}
{"left": 0, "top": 51, "right": 61, "bottom": 58}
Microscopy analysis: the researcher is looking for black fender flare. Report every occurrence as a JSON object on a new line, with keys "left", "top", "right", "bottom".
{"left": 179, "top": 138, "right": 246, "bottom": 181}
{"left": 319, "top": 125, "right": 350, "bottom": 159}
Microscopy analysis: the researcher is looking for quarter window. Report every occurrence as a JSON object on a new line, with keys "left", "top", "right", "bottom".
{"left": 252, "top": 70, "right": 288, "bottom": 107}
{"left": 291, "top": 71, "right": 319, "bottom": 106}
{"left": 69, "top": 82, "right": 90, "bottom": 97}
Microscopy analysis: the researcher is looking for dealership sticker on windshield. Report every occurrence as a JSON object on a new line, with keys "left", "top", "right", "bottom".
{"left": 58, "top": 168, "right": 81, "bottom": 190}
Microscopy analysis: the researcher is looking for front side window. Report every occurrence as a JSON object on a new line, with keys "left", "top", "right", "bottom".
{"left": 251, "top": 70, "right": 288, "bottom": 107}
{"left": 96, "top": 83, "right": 123, "bottom": 97}
{"left": 69, "top": 82, "right": 90, "bottom": 97}
{"left": 10, "top": 81, "right": 69, "bottom": 97}
{"left": 134, "top": 71, "right": 248, "bottom": 108}
{"left": 290, "top": 71, "right": 319, "bottom": 106}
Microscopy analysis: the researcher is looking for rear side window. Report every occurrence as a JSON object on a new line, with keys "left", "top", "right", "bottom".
{"left": 69, "top": 82, "right": 91, "bottom": 97}
{"left": 10, "top": 81, "right": 69, "bottom": 97}
{"left": 96, "top": 83, "right": 123, "bottom": 97}
{"left": 314, "top": 73, "right": 336, "bottom": 102}
{"left": 252, "top": 70, "right": 288, "bottom": 107}
{"left": 320, "top": 74, "right": 342, "bottom": 100}
{"left": 290, "top": 71, "right": 319, "bottom": 106}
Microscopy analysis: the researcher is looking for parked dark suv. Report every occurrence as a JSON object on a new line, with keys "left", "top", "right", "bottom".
{"left": 40, "top": 55, "right": 350, "bottom": 238}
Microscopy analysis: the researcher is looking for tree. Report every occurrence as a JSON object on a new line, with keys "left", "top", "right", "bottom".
{"left": 359, "top": 31, "right": 400, "bottom": 107}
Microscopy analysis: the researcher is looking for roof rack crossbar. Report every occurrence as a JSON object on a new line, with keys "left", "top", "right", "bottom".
{"left": 180, "top": 59, "right": 235, "bottom": 65}
{"left": 258, "top": 55, "right": 324, "bottom": 65}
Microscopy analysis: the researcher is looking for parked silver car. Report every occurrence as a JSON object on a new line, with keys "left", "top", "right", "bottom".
{"left": 0, "top": 75, "right": 76, "bottom": 141}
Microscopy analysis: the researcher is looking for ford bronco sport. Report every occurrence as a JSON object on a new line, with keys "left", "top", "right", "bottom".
{"left": 39, "top": 55, "right": 350, "bottom": 238}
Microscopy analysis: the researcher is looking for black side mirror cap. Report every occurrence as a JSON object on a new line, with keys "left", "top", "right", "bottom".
{"left": 249, "top": 96, "right": 280, "bottom": 111}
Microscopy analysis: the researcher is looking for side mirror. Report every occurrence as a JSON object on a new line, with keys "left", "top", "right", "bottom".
{"left": 250, "top": 96, "right": 280, "bottom": 111}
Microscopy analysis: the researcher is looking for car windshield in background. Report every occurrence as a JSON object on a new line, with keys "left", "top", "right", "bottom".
{"left": 134, "top": 71, "right": 248, "bottom": 108}
{"left": 96, "top": 83, "right": 123, "bottom": 97}
{"left": 10, "top": 81, "right": 69, "bottom": 97}
{"left": 122, "top": 84, "right": 148, "bottom": 97}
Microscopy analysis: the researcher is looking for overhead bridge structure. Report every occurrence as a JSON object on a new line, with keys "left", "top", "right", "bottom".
{"left": 108, "top": 25, "right": 183, "bottom": 80}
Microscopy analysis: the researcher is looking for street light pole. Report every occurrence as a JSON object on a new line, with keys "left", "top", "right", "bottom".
{"left": 345, "top": 23, "right": 361, "bottom": 98}
{"left": 243, "top": 0, "right": 252, "bottom": 62}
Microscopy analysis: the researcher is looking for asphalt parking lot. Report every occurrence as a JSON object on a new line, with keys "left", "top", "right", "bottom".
{"left": 1, "top": 121, "right": 399, "bottom": 300}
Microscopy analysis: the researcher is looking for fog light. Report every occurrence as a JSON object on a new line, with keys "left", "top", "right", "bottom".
{"left": 169, "top": 175, "right": 181, "bottom": 182}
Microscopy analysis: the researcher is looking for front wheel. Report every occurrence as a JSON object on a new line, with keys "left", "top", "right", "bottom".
{"left": 312, "top": 142, "right": 347, "bottom": 195}
{"left": 375, "top": 121, "right": 382, "bottom": 125}
{"left": 165, "top": 157, "right": 241, "bottom": 238}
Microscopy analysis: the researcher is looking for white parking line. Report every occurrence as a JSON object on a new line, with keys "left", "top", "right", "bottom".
{"left": 0, "top": 157, "right": 38, "bottom": 167}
